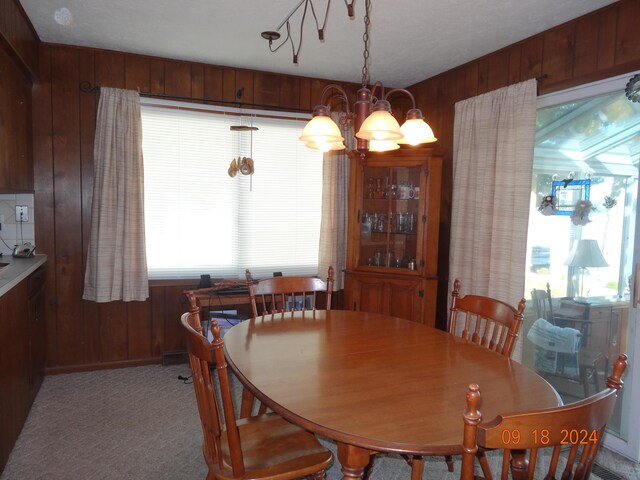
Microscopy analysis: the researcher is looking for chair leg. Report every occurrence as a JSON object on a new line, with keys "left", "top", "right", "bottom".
{"left": 580, "top": 368, "right": 591, "bottom": 398}
{"left": 311, "top": 471, "right": 326, "bottom": 479}
{"left": 444, "top": 455, "right": 454, "bottom": 472}
{"left": 477, "top": 449, "right": 492, "bottom": 478}
{"left": 592, "top": 363, "right": 601, "bottom": 393}
{"left": 410, "top": 457, "right": 424, "bottom": 480}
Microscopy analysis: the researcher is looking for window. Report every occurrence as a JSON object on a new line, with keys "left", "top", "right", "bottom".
{"left": 525, "top": 87, "right": 640, "bottom": 300}
{"left": 141, "top": 100, "right": 323, "bottom": 279}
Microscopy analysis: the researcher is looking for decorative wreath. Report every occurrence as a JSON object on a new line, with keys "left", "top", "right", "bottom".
{"left": 538, "top": 195, "right": 558, "bottom": 216}
{"left": 571, "top": 200, "right": 592, "bottom": 226}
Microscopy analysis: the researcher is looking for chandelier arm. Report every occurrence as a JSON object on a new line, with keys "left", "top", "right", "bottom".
{"left": 369, "top": 81, "right": 384, "bottom": 103}
{"left": 318, "top": 84, "right": 352, "bottom": 117}
{"left": 383, "top": 88, "right": 418, "bottom": 109}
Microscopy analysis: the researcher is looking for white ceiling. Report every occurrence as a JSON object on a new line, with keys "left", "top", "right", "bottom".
{"left": 19, "top": 0, "right": 617, "bottom": 88}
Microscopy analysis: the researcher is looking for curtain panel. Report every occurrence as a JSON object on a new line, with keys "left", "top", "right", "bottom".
{"left": 83, "top": 88, "right": 149, "bottom": 302}
{"left": 318, "top": 114, "right": 353, "bottom": 291}
{"left": 449, "top": 79, "right": 537, "bottom": 360}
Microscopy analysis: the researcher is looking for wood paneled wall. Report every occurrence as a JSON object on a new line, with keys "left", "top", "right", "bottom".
{"left": 32, "top": 43, "right": 358, "bottom": 372}
{"left": 407, "top": 0, "right": 640, "bottom": 329}
{"left": 4, "top": 0, "right": 640, "bottom": 371}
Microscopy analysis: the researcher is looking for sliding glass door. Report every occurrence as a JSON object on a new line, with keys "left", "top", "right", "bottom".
{"left": 522, "top": 73, "right": 640, "bottom": 461}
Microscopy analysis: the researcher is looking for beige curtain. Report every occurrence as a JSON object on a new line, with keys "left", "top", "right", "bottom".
{"left": 317, "top": 114, "right": 353, "bottom": 290}
{"left": 83, "top": 87, "right": 148, "bottom": 302}
{"left": 449, "top": 78, "right": 537, "bottom": 360}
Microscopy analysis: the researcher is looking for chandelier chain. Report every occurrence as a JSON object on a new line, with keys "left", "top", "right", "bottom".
{"left": 361, "top": 0, "right": 371, "bottom": 88}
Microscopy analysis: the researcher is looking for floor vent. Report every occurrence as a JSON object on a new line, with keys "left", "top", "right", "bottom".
{"left": 592, "top": 462, "right": 626, "bottom": 480}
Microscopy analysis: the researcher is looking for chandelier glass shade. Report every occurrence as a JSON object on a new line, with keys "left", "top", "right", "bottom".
{"left": 298, "top": 112, "right": 345, "bottom": 151}
{"left": 397, "top": 110, "right": 437, "bottom": 145}
{"left": 368, "top": 139, "right": 401, "bottom": 152}
{"left": 304, "top": 140, "right": 346, "bottom": 151}
{"left": 355, "top": 101, "right": 403, "bottom": 141}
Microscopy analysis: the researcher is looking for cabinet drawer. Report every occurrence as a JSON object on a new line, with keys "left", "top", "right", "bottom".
{"left": 586, "top": 306, "right": 611, "bottom": 321}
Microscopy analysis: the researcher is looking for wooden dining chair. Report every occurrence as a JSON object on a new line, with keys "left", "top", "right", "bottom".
{"left": 460, "top": 353, "right": 627, "bottom": 480}
{"left": 245, "top": 266, "right": 334, "bottom": 318}
{"left": 530, "top": 283, "right": 607, "bottom": 398}
{"left": 181, "top": 302, "right": 333, "bottom": 480}
{"left": 408, "top": 278, "right": 527, "bottom": 478}
{"left": 448, "top": 278, "right": 526, "bottom": 357}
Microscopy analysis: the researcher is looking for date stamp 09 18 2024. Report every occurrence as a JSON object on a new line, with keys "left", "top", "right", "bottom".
{"left": 500, "top": 428, "right": 599, "bottom": 446}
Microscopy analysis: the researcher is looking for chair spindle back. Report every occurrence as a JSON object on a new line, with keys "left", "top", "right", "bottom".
{"left": 460, "top": 353, "right": 628, "bottom": 480}
{"left": 246, "top": 266, "right": 334, "bottom": 318}
{"left": 181, "top": 293, "right": 245, "bottom": 478}
{"left": 449, "top": 278, "right": 526, "bottom": 357}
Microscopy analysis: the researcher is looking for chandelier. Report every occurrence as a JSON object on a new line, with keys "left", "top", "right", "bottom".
{"left": 262, "top": 0, "right": 437, "bottom": 154}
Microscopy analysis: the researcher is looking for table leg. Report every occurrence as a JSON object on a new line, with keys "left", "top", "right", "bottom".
{"left": 337, "top": 443, "right": 374, "bottom": 480}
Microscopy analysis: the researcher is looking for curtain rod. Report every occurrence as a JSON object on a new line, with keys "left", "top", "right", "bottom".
{"left": 78, "top": 81, "right": 311, "bottom": 114}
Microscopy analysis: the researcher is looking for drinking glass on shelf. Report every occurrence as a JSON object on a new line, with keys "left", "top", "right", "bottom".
{"left": 386, "top": 251, "right": 395, "bottom": 267}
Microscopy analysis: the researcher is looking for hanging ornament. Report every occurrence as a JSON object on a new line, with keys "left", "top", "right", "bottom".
{"left": 603, "top": 196, "right": 617, "bottom": 209}
{"left": 538, "top": 195, "right": 558, "bottom": 216}
{"left": 228, "top": 158, "right": 238, "bottom": 177}
{"left": 571, "top": 200, "right": 592, "bottom": 226}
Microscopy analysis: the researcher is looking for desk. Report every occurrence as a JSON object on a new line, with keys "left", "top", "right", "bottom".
{"left": 189, "top": 285, "right": 249, "bottom": 308}
{"left": 223, "top": 310, "right": 561, "bottom": 479}
{"left": 556, "top": 297, "right": 628, "bottom": 355}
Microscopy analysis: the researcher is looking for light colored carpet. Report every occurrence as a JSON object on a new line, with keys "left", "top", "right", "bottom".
{"left": 1, "top": 365, "right": 635, "bottom": 479}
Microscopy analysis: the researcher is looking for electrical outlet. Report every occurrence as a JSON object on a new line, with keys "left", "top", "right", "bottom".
{"left": 16, "top": 205, "right": 29, "bottom": 222}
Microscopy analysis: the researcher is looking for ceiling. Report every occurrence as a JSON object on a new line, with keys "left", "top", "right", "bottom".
{"left": 19, "top": 0, "right": 617, "bottom": 88}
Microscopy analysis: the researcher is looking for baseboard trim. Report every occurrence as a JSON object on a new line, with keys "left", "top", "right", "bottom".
{"left": 162, "top": 350, "right": 189, "bottom": 365}
{"left": 45, "top": 357, "right": 163, "bottom": 375}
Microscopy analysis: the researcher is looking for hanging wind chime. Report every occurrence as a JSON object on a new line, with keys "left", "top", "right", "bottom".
{"left": 228, "top": 116, "right": 258, "bottom": 190}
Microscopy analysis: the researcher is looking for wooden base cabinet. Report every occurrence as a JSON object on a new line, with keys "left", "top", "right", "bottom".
{"left": 344, "top": 148, "right": 442, "bottom": 326}
{"left": 0, "top": 265, "right": 46, "bottom": 473}
{"left": 344, "top": 273, "right": 437, "bottom": 326}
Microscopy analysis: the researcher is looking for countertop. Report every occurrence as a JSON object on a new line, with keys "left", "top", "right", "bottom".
{"left": 0, "top": 254, "right": 47, "bottom": 297}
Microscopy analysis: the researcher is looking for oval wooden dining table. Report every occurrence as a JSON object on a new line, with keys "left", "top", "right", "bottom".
{"left": 223, "top": 309, "right": 561, "bottom": 479}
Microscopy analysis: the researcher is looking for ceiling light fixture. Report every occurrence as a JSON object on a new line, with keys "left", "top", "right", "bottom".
{"left": 261, "top": 0, "right": 354, "bottom": 65}
{"left": 264, "top": 0, "right": 436, "bottom": 155}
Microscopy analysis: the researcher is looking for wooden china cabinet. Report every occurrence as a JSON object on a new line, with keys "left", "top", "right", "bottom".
{"left": 344, "top": 147, "right": 442, "bottom": 326}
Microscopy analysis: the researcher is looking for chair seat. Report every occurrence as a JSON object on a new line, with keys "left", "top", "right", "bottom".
{"left": 218, "top": 412, "right": 333, "bottom": 479}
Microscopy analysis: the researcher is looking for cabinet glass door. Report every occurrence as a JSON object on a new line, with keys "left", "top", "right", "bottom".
{"left": 360, "top": 165, "right": 421, "bottom": 271}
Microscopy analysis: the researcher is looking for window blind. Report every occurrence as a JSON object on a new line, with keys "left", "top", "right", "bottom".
{"left": 141, "top": 102, "right": 323, "bottom": 279}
